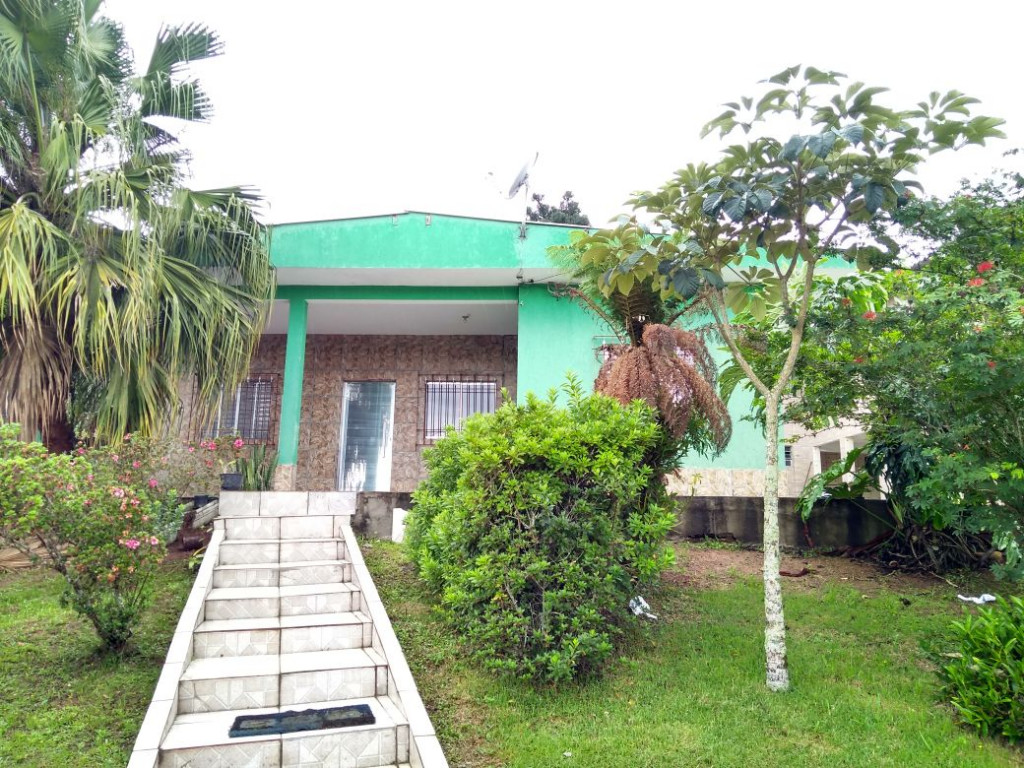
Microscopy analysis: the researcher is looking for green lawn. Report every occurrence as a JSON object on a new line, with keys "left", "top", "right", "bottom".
{"left": 363, "top": 540, "right": 1024, "bottom": 768}
{"left": 0, "top": 560, "right": 194, "bottom": 768}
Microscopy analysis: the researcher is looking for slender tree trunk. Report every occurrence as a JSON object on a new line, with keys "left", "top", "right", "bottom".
{"left": 762, "top": 396, "right": 789, "bottom": 691}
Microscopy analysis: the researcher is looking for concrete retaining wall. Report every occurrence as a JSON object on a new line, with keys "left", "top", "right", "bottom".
{"left": 674, "top": 496, "right": 893, "bottom": 549}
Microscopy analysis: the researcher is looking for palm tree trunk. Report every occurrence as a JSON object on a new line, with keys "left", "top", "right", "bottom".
{"left": 44, "top": 414, "right": 75, "bottom": 454}
{"left": 762, "top": 396, "right": 790, "bottom": 691}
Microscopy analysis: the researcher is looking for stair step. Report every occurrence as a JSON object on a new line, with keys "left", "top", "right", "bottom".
{"left": 223, "top": 515, "right": 346, "bottom": 541}
{"left": 194, "top": 612, "right": 372, "bottom": 657}
{"left": 159, "top": 696, "right": 408, "bottom": 767}
{"left": 212, "top": 559, "right": 352, "bottom": 588}
{"left": 218, "top": 538, "right": 346, "bottom": 565}
{"left": 178, "top": 648, "right": 386, "bottom": 713}
{"left": 203, "top": 582, "right": 361, "bottom": 621}
{"left": 281, "top": 649, "right": 386, "bottom": 705}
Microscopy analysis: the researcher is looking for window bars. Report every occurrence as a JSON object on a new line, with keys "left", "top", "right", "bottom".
{"left": 420, "top": 374, "right": 501, "bottom": 442}
{"left": 190, "top": 374, "right": 279, "bottom": 444}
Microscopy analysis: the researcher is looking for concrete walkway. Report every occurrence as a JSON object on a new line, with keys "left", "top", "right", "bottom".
{"left": 129, "top": 491, "right": 447, "bottom": 768}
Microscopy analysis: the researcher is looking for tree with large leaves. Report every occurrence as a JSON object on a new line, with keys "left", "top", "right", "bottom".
{"left": 595, "top": 66, "right": 1002, "bottom": 691}
{"left": 787, "top": 174, "right": 1024, "bottom": 577}
{"left": 550, "top": 220, "right": 731, "bottom": 458}
{"left": 0, "top": 0, "right": 273, "bottom": 451}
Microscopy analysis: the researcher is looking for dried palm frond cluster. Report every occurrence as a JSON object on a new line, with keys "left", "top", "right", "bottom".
{"left": 596, "top": 324, "right": 731, "bottom": 450}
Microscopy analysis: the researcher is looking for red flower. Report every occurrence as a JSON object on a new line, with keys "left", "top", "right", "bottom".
{"left": 977, "top": 261, "right": 994, "bottom": 273}
{"left": 853, "top": 357, "right": 864, "bottom": 364}
{"left": 840, "top": 298, "right": 852, "bottom": 307}
{"left": 987, "top": 360, "right": 997, "bottom": 369}
{"left": 862, "top": 311, "right": 877, "bottom": 320}
{"left": 968, "top": 278, "right": 985, "bottom": 287}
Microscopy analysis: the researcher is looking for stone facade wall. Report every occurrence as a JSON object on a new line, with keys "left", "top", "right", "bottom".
{"left": 179, "top": 334, "right": 517, "bottom": 492}
{"left": 294, "top": 335, "right": 516, "bottom": 492}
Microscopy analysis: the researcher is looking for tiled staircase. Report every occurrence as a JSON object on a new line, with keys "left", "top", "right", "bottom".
{"left": 129, "top": 491, "right": 447, "bottom": 768}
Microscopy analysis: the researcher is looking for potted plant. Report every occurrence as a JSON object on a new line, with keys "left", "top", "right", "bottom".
{"left": 219, "top": 437, "right": 246, "bottom": 490}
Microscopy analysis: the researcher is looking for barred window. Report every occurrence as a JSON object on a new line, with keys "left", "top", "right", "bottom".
{"left": 194, "top": 375, "right": 278, "bottom": 443}
{"left": 423, "top": 379, "right": 498, "bottom": 441}
{"left": 784, "top": 445, "right": 793, "bottom": 467}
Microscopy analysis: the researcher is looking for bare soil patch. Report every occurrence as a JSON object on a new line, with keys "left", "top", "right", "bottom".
{"left": 669, "top": 541, "right": 944, "bottom": 595}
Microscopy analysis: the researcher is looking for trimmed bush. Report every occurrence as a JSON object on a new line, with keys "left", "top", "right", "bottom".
{"left": 406, "top": 383, "right": 680, "bottom": 682}
{"left": 941, "top": 597, "right": 1024, "bottom": 741}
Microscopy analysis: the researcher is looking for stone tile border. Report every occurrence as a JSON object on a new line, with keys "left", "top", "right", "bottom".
{"left": 128, "top": 527, "right": 224, "bottom": 768}
{"left": 339, "top": 524, "right": 450, "bottom": 768}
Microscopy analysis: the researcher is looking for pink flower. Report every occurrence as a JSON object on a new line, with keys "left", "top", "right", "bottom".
{"left": 124, "top": 539, "right": 140, "bottom": 551}
{"left": 233, "top": 438, "right": 245, "bottom": 450}
{"left": 968, "top": 277, "right": 985, "bottom": 287}
{"left": 111, "top": 487, "right": 126, "bottom": 498}
{"left": 83, "top": 499, "right": 91, "bottom": 506}
{"left": 124, "top": 433, "right": 132, "bottom": 441}
{"left": 188, "top": 446, "right": 195, "bottom": 453}
{"left": 862, "top": 311, "right": 877, "bottom": 321}
{"left": 131, "top": 498, "right": 141, "bottom": 507}
{"left": 149, "top": 536, "right": 159, "bottom": 546}
{"left": 977, "top": 261, "right": 994, "bottom": 273}
{"left": 132, "top": 460, "right": 140, "bottom": 469}
{"left": 207, "top": 442, "right": 216, "bottom": 452}
{"left": 148, "top": 477, "right": 158, "bottom": 489}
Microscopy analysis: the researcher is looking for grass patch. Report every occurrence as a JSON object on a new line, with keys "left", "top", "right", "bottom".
{"left": 0, "top": 560, "right": 194, "bottom": 768}
{"left": 363, "top": 540, "right": 1024, "bottom": 768}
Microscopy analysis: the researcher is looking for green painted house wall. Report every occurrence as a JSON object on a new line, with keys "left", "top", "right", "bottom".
{"left": 262, "top": 212, "right": 789, "bottom": 487}
{"left": 515, "top": 284, "right": 767, "bottom": 470}
{"left": 271, "top": 212, "right": 570, "bottom": 271}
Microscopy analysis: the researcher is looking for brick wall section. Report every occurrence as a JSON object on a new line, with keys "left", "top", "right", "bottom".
{"left": 279, "top": 335, "right": 517, "bottom": 492}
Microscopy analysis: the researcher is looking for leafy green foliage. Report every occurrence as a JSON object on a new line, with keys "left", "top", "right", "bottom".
{"left": 236, "top": 443, "right": 278, "bottom": 491}
{"left": 0, "top": 424, "right": 183, "bottom": 650}
{"left": 406, "top": 382, "right": 679, "bottom": 683}
{"left": 609, "top": 67, "right": 1000, "bottom": 691}
{"left": 0, "top": 1, "right": 273, "bottom": 449}
{"left": 941, "top": 597, "right": 1024, "bottom": 741}
{"left": 788, "top": 177, "right": 1024, "bottom": 577}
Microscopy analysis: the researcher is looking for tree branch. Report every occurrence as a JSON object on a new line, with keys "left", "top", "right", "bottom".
{"left": 704, "top": 288, "right": 771, "bottom": 397}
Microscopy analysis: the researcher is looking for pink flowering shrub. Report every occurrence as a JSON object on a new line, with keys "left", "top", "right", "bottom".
{"left": 157, "top": 435, "right": 250, "bottom": 496}
{"left": 0, "top": 425, "right": 183, "bottom": 651}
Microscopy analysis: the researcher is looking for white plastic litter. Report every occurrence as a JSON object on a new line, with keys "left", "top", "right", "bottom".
{"left": 629, "top": 595, "right": 658, "bottom": 620}
{"left": 957, "top": 593, "right": 997, "bottom": 605}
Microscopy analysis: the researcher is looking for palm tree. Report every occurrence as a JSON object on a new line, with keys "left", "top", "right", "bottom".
{"left": 0, "top": 0, "right": 274, "bottom": 451}
{"left": 552, "top": 221, "right": 731, "bottom": 455}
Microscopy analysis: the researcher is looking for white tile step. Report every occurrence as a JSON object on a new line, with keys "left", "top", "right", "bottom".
{"left": 281, "top": 648, "right": 385, "bottom": 674}
{"left": 196, "top": 610, "right": 371, "bottom": 635}
{"left": 214, "top": 559, "right": 352, "bottom": 573}
{"left": 161, "top": 695, "right": 405, "bottom": 751}
{"left": 182, "top": 648, "right": 385, "bottom": 683}
{"left": 205, "top": 583, "right": 359, "bottom": 601}
{"left": 182, "top": 654, "right": 279, "bottom": 681}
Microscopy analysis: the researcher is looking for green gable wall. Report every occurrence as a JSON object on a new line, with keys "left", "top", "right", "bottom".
{"left": 270, "top": 213, "right": 570, "bottom": 270}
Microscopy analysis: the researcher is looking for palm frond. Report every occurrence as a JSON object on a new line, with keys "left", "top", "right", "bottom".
{"left": 145, "top": 23, "right": 223, "bottom": 78}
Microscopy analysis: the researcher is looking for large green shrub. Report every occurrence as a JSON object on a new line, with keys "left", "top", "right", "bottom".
{"left": 940, "top": 597, "right": 1024, "bottom": 741}
{"left": 406, "top": 383, "right": 680, "bottom": 682}
{"left": 0, "top": 425, "right": 183, "bottom": 651}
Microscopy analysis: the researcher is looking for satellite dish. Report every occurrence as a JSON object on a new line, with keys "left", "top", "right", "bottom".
{"left": 507, "top": 152, "right": 538, "bottom": 199}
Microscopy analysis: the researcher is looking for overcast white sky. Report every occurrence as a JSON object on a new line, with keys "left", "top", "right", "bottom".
{"left": 102, "top": 0, "right": 1022, "bottom": 227}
